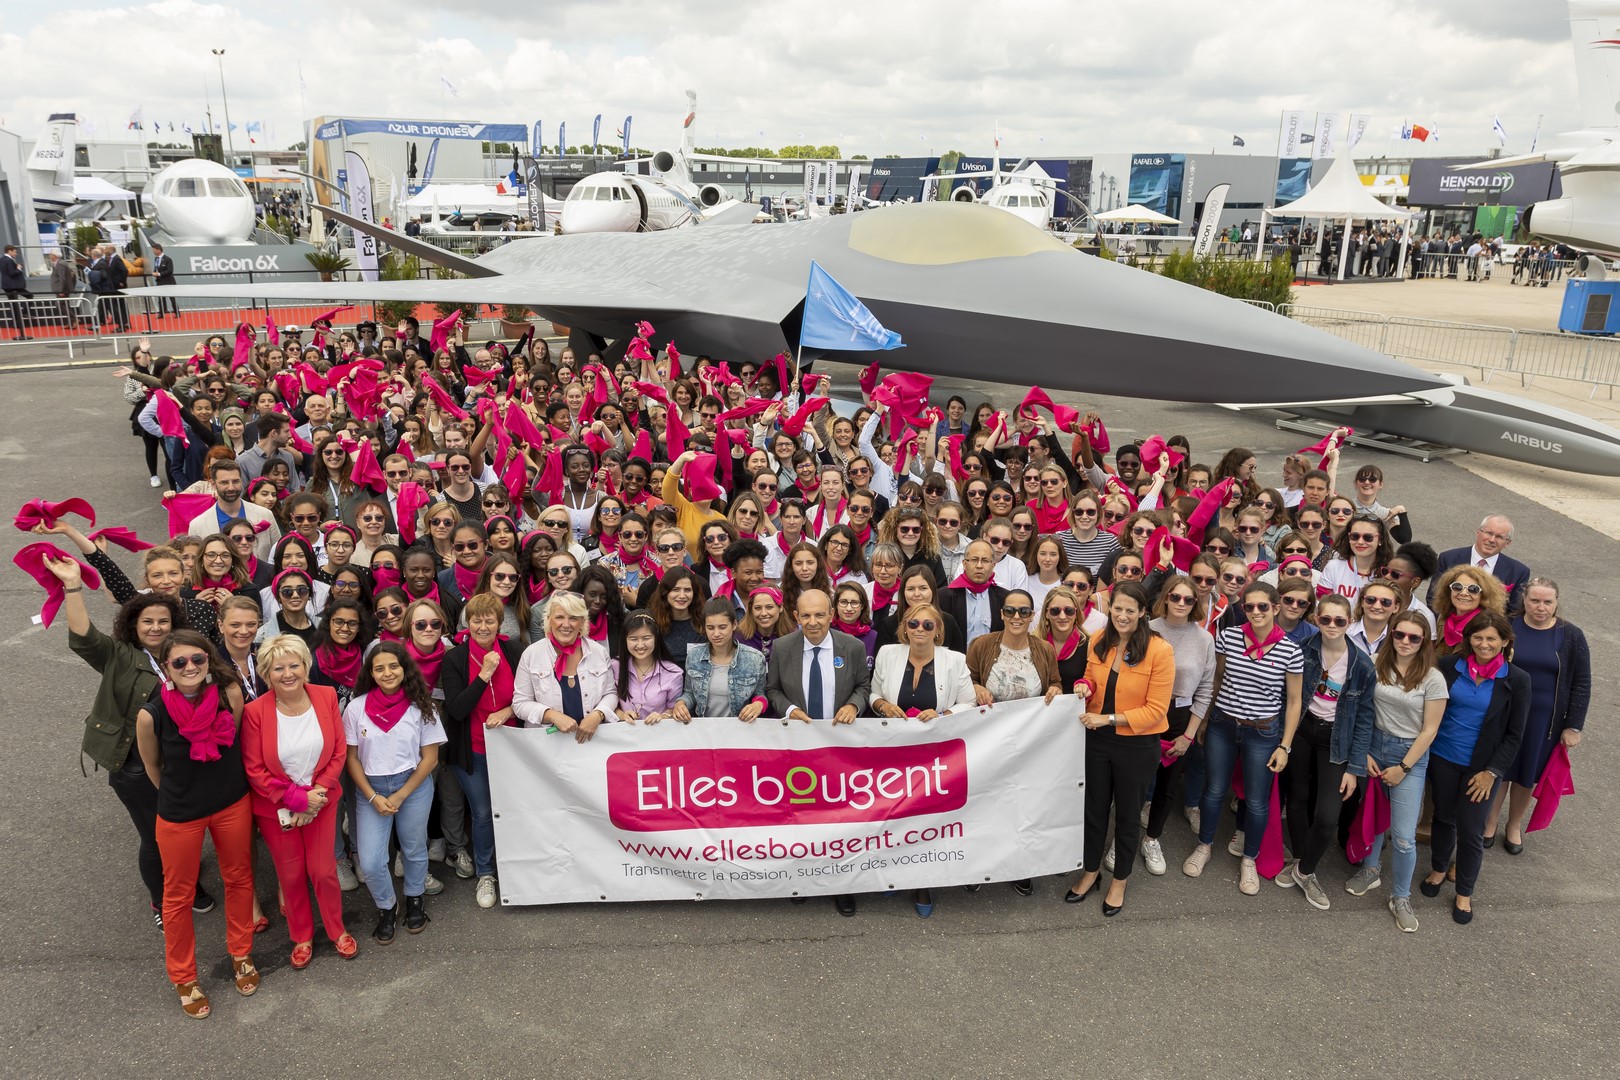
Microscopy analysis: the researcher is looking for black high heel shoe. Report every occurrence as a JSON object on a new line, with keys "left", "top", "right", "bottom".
{"left": 1102, "top": 884, "right": 1127, "bottom": 917}
{"left": 1063, "top": 877, "right": 1099, "bottom": 904}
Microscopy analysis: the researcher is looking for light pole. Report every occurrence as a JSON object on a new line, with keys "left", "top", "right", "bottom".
{"left": 212, "top": 49, "right": 235, "bottom": 163}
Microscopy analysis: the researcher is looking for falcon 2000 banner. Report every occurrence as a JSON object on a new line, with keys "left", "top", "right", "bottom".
{"left": 485, "top": 697, "right": 1086, "bottom": 904}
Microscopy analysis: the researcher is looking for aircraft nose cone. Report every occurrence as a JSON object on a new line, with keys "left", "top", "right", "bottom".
{"left": 560, "top": 203, "right": 640, "bottom": 234}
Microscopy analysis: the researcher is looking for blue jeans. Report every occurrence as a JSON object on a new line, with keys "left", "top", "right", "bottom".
{"left": 1198, "top": 708, "right": 1281, "bottom": 860}
{"left": 454, "top": 754, "right": 497, "bottom": 878}
{"left": 1360, "top": 728, "right": 1429, "bottom": 900}
{"left": 355, "top": 769, "right": 434, "bottom": 910}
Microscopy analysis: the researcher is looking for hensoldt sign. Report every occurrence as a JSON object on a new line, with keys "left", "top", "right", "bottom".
{"left": 1407, "top": 157, "right": 1562, "bottom": 206}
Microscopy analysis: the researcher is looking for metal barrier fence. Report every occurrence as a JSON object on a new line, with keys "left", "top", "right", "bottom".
{"left": 1278, "top": 303, "right": 1620, "bottom": 396}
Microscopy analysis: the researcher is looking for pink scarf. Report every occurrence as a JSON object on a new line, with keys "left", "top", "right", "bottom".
{"left": 371, "top": 565, "right": 401, "bottom": 592}
{"left": 1032, "top": 497, "right": 1070, "bottom": 534}
{"left": 588, "top": 612, "right": 609, "bottom": 642}
{"left": 550, "top": 634, "right": 582, "bottom": 680}
{"left": 161, "top": 684, "right": 236, "bottom": 762}
{"left": 834, "top": 619, "right": 871, "bottom": 638}
{"left": 948, "top": 573, "right": 993, "bottom": 595}
{"left": 1467, "top": 653, "right": 1505, "bottom": 683}
{"left": 871, "top": 578, "right": 898, "bottom": 613}
{"left": 811, "top": 497, "right": 844, "bottom": 535}
{"left": 315, "top": 640, "right": 363, "bottom": 690}
{"left": 364, "top": 688, "right": 411, "bottom": 733}
{"left": 452, "top": 559, "right": 485, "bottom": 599}
{"left": 1442, "top": 609, "right": 1476, "bottom": 647}
{"left": 1047, "top": 628, "right": 1082, "bottom": 662}
{"left": 1242, "top": 622, "right": 1284, "bottom": 661}
{"left": 406, "top": 637, "right": 445, "bottom": 687}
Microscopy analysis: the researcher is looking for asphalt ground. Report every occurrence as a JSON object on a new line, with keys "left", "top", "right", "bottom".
{"left": 0, "top": 358, "right": 1613, "bottom": 1078}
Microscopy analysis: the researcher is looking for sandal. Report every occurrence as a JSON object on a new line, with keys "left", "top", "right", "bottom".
{"left": 290, "top": 942, "right": 314, "bottom": 970}
{"left": 175, "top": 980, "right": 211, "bottom": 1019}
{"left": 232, "top": 957, "right": 260, "bottom": 996}
{"left": 334, "top": 933, "right": 359, "bottom": 960}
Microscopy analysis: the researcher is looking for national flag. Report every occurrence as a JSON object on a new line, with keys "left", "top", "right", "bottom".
{"left": 127, "top": 107, "right": 143, "bottom": 130}
{"left": 167, "top": 121, "right": 174, "bottom": 132}
{"left": 1411, "top": 124, "right": 1430, "bottom": 141}
{"left": 531, "top": 120, "right": 543, "bottom": 159}
{"left": 800, "top": 261, "right": 904, "bottom": 352}
{"left": 1491, "top": 115, "right": 1508, "bottom": 146}
{"left": 247, "top": 120, "right": 261, "bottom": 144}
{"left": 182, "top": 123, "right": 193, "bottom": 134}
{"left": 441, "top": 75, "right": 458, "bottom": 98}
{"left": 1232, "top": 135, "right": 1246, "bottom": 147}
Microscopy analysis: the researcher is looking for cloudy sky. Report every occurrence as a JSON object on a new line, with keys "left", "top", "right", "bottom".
{"left": 0, "top": 0, "right": 1587, "bottom": 160}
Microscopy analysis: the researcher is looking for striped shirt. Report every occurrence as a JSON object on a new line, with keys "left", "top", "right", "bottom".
{"left": 1059, "top": 529, "right": 1120, "bottom": 573}
{"left": 1214, "top": 625, "right": 1304, "bottom": 721}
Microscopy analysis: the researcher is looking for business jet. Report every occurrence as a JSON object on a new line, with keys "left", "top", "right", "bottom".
{"left": 925, "top": 153, "right": 1078, "bottom": 230}
{"left": 26, "top": 113, "right": 78, "bottom": 218}
{"left": 558, "top": 90, "right": 769, "bottom": 233}
{"left": 1460, "top": 2, "right": 1620, "bottom": 256}
{"left": 147, "top": 158, "right": 258, "bottom": 245}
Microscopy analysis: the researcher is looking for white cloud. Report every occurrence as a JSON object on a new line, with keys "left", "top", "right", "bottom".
{"left": 0, "top": 0, "right": 1582, "bottom": 158}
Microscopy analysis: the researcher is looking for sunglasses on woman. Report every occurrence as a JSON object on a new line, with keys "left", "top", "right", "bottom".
{"left": 1166, "top": 594, "right": 1195, "bottom": 605}
{"left": 1390, "top": 630, "right": 1425, "bottom": 644}
{"left": 905, "top": 619, "right": 937, "bottom": 631}
{"left": 1449, "top": 581, "right": 1483, "bottom": 595}
{"left": 1318, "top": 615, "right": 1350, "bottom": 628}
{"left": 1002, "top": 606, "right": 1034, "bottom": 619}
{"left": 167, "top": 653, "right": 211, "bottom": 671}
{"left": 1242, "top": 601, "right": 1272, "bottom": 613}
{"left": 1047, "top": 605, "right": 1078, "bottom": 617}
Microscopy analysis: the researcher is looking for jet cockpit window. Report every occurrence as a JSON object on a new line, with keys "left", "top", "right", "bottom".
{"left": 173, "top": 177, "right": 204, "bottom": 197}
{"left": 207, "top": 178, "right": 246, "bottom": 198}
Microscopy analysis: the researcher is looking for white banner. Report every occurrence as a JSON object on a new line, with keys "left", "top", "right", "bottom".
{"left": 846, "top": 164, "right": 864, "bottom": 206}
{"left": 1194, "top": 182, "right": 1230, "bottom": 257}
{"left": 1312, "top": 113, "right": 1339, "bottom": 160}
{"left": 823, "top": 159, "right": 837, "bottom": 207}
{"left": 487, "top": 697, "right": 1086, "bottom": 905}
{"left": 803, "top": 161, "right": 821, "bottom": 208}
{"left": 1348, "top": 113, "right": 1372, "bottom": 150}
{"left": 344, "top": 149, "right": 379, "bottom": 282}
{"left": 1278, "top": 109, "right": 1308, "bottom": 159}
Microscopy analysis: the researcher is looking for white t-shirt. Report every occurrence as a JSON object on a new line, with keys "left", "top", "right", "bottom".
{"left": 343, "top": 693, "right": 447, "bottom": 777}
{"left": 277, "top": 705, "right": 324, "bottom": 786}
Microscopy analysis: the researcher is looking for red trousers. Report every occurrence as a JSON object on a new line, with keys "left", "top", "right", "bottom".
{"left": 154, "top": 795, "right": 256, "bottom": 985}
{"left": 255, "top": 800, "right": 346, "bottom": 945}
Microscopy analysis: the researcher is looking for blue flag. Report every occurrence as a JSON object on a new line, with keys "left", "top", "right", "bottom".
{"left": 799, "top": 262, "right": 904, "bottom": 352}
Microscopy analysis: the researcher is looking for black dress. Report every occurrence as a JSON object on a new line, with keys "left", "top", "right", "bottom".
{"left": 895, "top": 659, "right": 938, "bottom": 714}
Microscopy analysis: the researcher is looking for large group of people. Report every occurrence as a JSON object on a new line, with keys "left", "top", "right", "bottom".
{"left": 31, "top": 311, "right": 1592, "bottom": 1018}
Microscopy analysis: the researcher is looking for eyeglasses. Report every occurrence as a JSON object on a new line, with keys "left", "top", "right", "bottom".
{"left": 905, "top": 619, "right": 937, "bottom": 631}
{"left": 655, "top": 542, "right": 684, "bottom": 552}
{"left": 452, "top": 541, "right": 483, "bottom": 553}
{"left": 376, "top": 604, "right": 404, "bottom": 619}
{"left": 1363, "top": 595, "right": 1397, "bottom": 608}
{"left": 704, "top": 532, "right": 729, "bottom": 546}
{"left": 203, "top": 551, "right": 232, "bottom": 562}
{"left": 1347, "top": 532, "right": 1380, "bottom": 543}
{"left": 963, "top": 462, "right": 982, "bottom": 473}
{"left": 1072, "top": 507, "right": 1098, "bottom": 518}
{"left": 1220, "top": 572, "right": 1247, "bottom": 584}
{"left": 547, "top": 567, "right": 575, "bottom": 577}
{"left": 1281, "top": 565, "right": 1312, "bottom": 577}
{"left": 1101, "top": 510, "right": 1126, "bottom": 523}
{"left": 1041, "top": 477, "right": 1063, "bottom": 487}
{"left": 448, "top": 463, "right": 472, "bottom": 473}
{"left": 619, "top": 530, "right": 647, "bottom": 541}
{"left": 1205, "top": 544, "right": 1231, "bottom": 556}
{"left": 1235, "top": 525, "right": 1261, "bottom": 535}
{"left": 541, "top": 519, "right": 568, "bottom": 529}
{"left": 1298, "top": 520, "right": 1324, "bottom": 530}
{"left": 1281, "top": 546, "right": 1309, "bottom": 556}
{"left": 413, "top": 618, "right": 444, "bottom": 632}
{"left": 1115, "top": 565, "right": 1143, "bottom": 578}
{"left": 1002, "top": 606, "right": 1034, "bottom": 618}
{"left": 848, "top": 505, "right": 871, "bottom": 515}
{"left": 988, "top": 493, "right": 1013, "bottom": 503}
{"left": 825, "top": 539, "right": 850, "bottom": 551}
{"left": 322, "top": 448, "right": 347, "bottom": 458}
{"left": 1318, "top": 615, "right": 1350, "bottom": 628}
{"left": 1390, "top": 630, "right": 1425, "bottom": 644}
{"left": 429, "top": 517, "right": 456, "bottom": 528}
{"left": 330, "top": 618, "right": 360, "bottom": 630}
{"left": 599, "top": 506, "right": 623, "bottom": 516}
{"left": 898, "top": 493, "right": 922, "bottom": 505}
{"left": 986, "top": 536, "right": 1012, "bottom": 549}
{"left": 291, "top": 513, "right": 321, "bottom": 525}
{"left": 1013, "top": 522, "right": 1034, "bottom": 532}
{"left": 482, "top": 499, "right": 506, "bottom": 507}
{"left": 167, "top": 653, "right": 211, "bottom": 671}
{"left": 1047, "top": 605, "right": 1078, "bottom": 617}
{"left": 1242, "top": 602, "right": 1273, "bottom": 613}
{"left": 279, "top": 585, "right": 311, "bottom": 598}
{"left": 1281, "top": 596, "right": 1312, "bottom": 609}
{"left": 1191, "top": 574, "right": 1217, "bottom": 586}
{"left": 1253, "top": 500, "right": 1275, "bottom": 510}
{"left": 332, "top": 579, "right": 361, "bottom": 592}
{"left": 849, "top": 467, "right": 871, "bottom": 477}
{"left": 1449, "top": 582, "right": 1482, "bottom": 595}
{"left": 1166, "top": 594, "right": 1195, "bottom": 605}
{"left": 1129, "top": 526, "right": 1154, "bottom": 538}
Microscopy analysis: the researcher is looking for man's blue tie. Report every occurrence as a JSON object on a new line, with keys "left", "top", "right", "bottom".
{"left": 808, "top": 645, "right": 824, "bottom": 719}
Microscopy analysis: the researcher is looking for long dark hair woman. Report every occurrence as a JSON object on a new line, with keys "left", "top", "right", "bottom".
{"left": 1064, "top": 582, "right": 1174, "bottom": 915}
{"left": 1420, "top": 610, "right": 1530, "bottom": 925}
{"left": 1141, "top": 573, "right": 1216, "bottom": 877}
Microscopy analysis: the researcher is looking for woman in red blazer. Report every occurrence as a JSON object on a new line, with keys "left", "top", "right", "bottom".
{"left": 243, "top": 634, "right": 358, "bottom": 968}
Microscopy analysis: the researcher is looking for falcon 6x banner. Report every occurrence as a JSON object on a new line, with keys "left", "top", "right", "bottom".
{"left": 485, "top": 697, "right": 1086, "bottom": 904}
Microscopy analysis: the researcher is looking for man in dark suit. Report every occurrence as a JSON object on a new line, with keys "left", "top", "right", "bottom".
{"left": 938, "top": 539, "right": 1009, "bottom": 642}
{"left": 1, "top": 244, "right": 32, "bottom": 339}
{"left": 1430, "top": 514, "right": 1530, "bottom": 615}
{"left": 150, "top": 243, "right": 180, "bottom": 318}
{"left": 764, "top": 588, "right": 873, "bottom": 918}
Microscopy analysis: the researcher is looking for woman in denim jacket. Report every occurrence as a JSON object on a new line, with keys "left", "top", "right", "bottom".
{"left": 1281, "top": 594, "right": 1376, "bottom": 909}
{"left": 674, "top": 598, "right": 768, "bottom": 721}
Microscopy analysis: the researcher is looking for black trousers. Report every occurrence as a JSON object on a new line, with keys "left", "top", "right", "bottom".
{"left": 107, "top": 759, "right": 164, "bottom": 908}
{"left": 1285, "top": 713, "right": 1347, "bottom": 876}
{"left": 1083, "top": 726, "right": 1159, "bottom": 878}
{"left": 1145, "top": 705, "right": 1192, "bottom": 840}
{"left": 1429, "top": 755, "right": 1490, "bottom": 897}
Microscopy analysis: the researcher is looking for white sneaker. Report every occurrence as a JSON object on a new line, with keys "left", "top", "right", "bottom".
{"left": 1183, "top": 805, "right": 1201, "bottom": 835}
{"left": 1227, "top": 831, "right": 1245, "bottom": 858}
{"left": 1238, "top": 858, "right": 1260, "bottom": 895}
{"left": 423, "top": 872, "right": 444, "bottom": 896}
{"left": 335, "top": 856, "right": 359, "bottom": 892}
{"left": 392, "top": 852, "right": 403, "bottom": 878}
{"left": 1141, "top": 837, "right": 1167, "bottom": 876}
{"left": 1183, "top": 844, "right": 1212, "bottom": 877}
{"left": 427, "top": 839, "right": 447, "bottom": 863}
{"left": 449, "top": 850, "right": 475, "bottom": 879}
{"left": 475, "top": 875, "right": 498, "bottom": 909}
{"left": 1275, "top": 858, "right": 1299, "bottom": 887}
{"left": 149, "top": 475, "right": 162, "bottom": 488}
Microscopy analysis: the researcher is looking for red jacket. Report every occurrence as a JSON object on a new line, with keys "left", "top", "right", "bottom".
{"left": 241, "top": 683, "right": 346, "bottom": 818}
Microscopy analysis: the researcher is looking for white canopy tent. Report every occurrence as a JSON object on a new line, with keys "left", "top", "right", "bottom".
{"left": 1259, "top": 151, "right": 1415, "bottom": 280}
{"left": 1095, "top": 203, "right": 1180, "bottom": 225}
{"left": 72, "top": 176, "right": 138, "bottom": 201}
{"left": 400, "top": 183, "right": 525, "bottom": 219}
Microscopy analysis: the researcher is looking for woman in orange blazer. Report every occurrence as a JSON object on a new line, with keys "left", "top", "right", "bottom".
{"left": 243, "top": 634, "right": 357, "bottom": 968}
{"left": 1062, "top": 581, "right": 1174, "bottom": 917}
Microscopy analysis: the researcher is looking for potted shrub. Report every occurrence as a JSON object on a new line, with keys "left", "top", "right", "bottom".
{"left": 500, "top": 303, "right": 534, "bottom": 338}
{"left": 304, "top": 248, "right": 352, "bottom": 282}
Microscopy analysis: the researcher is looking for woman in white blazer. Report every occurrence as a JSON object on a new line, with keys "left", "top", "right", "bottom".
{"left": 869, "top": 601, "right": 977, "bottom": 919}
{"left": 869, "top": 602, "right": 978, "bottom": 721}
{"left": 512, "top": 592, "right": 619, "bottom": 743}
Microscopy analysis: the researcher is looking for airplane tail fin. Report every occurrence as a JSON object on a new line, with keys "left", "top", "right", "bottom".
{"left": 1569, "top": 2, "right": 1620, "bottom": 129}
{"left": 681, "top": 89, "right": 697, "bottom": 159}
{"left": 26, "top": 112, "right": 77, "bottom": 186}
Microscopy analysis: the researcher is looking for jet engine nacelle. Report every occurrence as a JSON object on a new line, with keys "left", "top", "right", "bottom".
{"left": 697, "top": 184, "right": 726, "bottom": 208}
{"left": 652, "top": 150, "right": 678, "bottom": 174}
{"left": 951, "top": 185, "right": 979, "bottom": 203}
{"left": 1523, "top": 198, "right": 1620, "bottom": 258}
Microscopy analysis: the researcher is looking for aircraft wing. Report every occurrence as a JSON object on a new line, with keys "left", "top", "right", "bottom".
{"left": 318, "top": 205, "right": 498, "bottom": 277}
